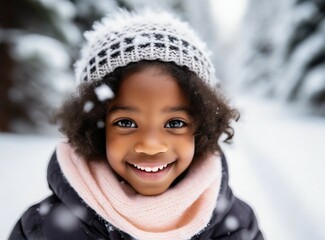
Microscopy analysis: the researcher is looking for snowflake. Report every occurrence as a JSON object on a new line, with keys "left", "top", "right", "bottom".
{"left": 83, "top": 101, "right": 94, "bottom": 113}
{"left": 94, "top": 84, "right": 114, "bottom": 101}
{"left": 38, "top": 202, "right": 52, "bottom": 216}
{"left": 225, "top": 215, "right": 239, "bottom": 231}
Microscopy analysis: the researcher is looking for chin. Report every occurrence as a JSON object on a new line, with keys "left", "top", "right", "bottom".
{"left": 135, "top": 185, "right": 169, "bottom": 196}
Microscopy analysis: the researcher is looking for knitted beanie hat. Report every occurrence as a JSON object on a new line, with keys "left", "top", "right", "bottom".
{"left": 75, "top": 10, "right": 218, "bottom": 87}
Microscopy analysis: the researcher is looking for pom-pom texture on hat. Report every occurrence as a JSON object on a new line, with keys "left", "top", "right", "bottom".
{"left": 75, "top": 10, "right": 217, "bottom": 87}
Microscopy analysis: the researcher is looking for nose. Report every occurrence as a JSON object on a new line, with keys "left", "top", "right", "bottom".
{"left": 134, "top": 131, "right": 168, "bottom": 155}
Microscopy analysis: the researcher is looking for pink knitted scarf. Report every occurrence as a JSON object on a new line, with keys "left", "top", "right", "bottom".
{"left": 56, "top": 142, "right": 222, "bottom": 240}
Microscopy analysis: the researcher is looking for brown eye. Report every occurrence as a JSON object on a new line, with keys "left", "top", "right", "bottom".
{"left": 165, "top": 120, "right": 186, "bottom": 128}
{"left": 114, "top": 119, "right": 137, "bottom": 128}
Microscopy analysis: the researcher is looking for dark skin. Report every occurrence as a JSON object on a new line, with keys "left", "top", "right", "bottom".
{"left": 55, "top": 60, "right": 239, "bottom": 162}
{"left": 106, "top": 65, "right": 195, "bottom": 195}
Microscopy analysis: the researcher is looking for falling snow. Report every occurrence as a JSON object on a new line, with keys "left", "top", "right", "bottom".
{"left": 225, "top": 215, "right": 239, "bottom": 230}
{"left": 38, "top": 202, "right": 52, "bottom": 216}
{"left": 94, "top": 85, "right": 114, "bottom": 101}
{"left": 105, "top": 223, "right": 115, "bottom": 232}
{"left": 215, "top": 196, "right": 228, "bottom": 213}
{"left": 53, "top": 205, "right": 79, "bottom": 231}
{"left": 83, "top": 101, "right": 94, "bottom": 113}
{"left": 97, "top": 120, "right": 105, "bottom": 128}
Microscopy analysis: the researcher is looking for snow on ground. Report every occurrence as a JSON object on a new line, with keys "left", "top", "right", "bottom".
{"left": 0, "top": 134, "right": 57, "bottom": 239}
{"left": 1, "top": 95, "right": 325, "bottom": 239}
{"left": 223, "top": 95, "right": 325, "bottom": 240}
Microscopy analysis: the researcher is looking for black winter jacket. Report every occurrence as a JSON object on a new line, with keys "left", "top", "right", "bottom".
{"left": 9, "top": 151, "right": 264, "bottom": 240}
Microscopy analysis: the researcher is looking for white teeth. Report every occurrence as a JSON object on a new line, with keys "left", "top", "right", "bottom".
{"left": 132, "top": 163, "right": 169, "bottom": 172}
{"left": 159, "top": 164, "right": 167, "bottom": 170}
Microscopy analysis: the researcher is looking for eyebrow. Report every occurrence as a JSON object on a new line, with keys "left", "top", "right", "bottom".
{"left": 162, "top": 106, "right": 190, "bottom": 114}
{"left": 108, "top": 106, "right": 139, "bottom": 113}
{"left": 108, "top": 105, "right": 190, "bottom": 114}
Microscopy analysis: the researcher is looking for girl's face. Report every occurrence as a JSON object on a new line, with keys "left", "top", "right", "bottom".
{"left": 105, "top": 66, "right": 195, "bottom": 196}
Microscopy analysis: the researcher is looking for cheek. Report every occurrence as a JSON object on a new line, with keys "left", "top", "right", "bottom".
{"left": 105, "top": 133, "right": 126, "bottom": 164}
{"left": 175, "top": 134, "right": 195, "bottom": 162}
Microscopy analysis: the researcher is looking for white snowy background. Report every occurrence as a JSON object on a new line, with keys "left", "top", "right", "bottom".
{"left": 1, "top": 0, "right": 325, "bottom": 239}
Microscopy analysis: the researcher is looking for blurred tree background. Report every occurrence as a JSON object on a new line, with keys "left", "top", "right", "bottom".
{"left": 0, "top": 0, "right": 217, "bottom": 134}
{"left": 224, "top": 0, "right": 325, "bottom": 115}
{"left": 0, "top": 0, "right": 121, "bottom": 133}
{"left": 0, "top": 0, "right": 324, "bottom": 134}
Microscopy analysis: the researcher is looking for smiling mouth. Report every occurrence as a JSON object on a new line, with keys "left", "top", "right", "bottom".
{"left": 131, "top": 163, "right": 170, "bottom": 173}
{"left": 127, "top": 162, "right": 174, "bottom": 181}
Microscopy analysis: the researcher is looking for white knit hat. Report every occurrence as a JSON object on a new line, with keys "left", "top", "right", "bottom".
{"left": 75, "top": 10, "right": 218, "bottom": 87}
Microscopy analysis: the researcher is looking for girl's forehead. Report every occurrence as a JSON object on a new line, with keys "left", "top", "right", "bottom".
{"left": 109, "top": 66, "right": 189, "bottom": 111}
{"left": 119, "top": 67, "right": 184, "bottom": 96}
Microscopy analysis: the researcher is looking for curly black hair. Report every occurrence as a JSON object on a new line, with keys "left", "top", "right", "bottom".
{"left": 54, "top": 60, "right": 239, "bottom": 160}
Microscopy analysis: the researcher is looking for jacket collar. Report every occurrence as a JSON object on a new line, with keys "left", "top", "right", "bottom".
{"left": 47, "top": 151, "right": 111, "bottom": 238}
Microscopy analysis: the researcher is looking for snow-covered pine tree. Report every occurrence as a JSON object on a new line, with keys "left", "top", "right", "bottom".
{"left": 0, "top": 0, "right": 125, "bottom": 133}
{"left": 225, "top": 0, "right": 325, "bottom": 115}
{"left": 276, "top": 0, "right": 325, "bottom": 114}
{"left": 224, "top": 0, "right": 291, "bottom": 95}
{"left": 0, "top": 0, "right": 78, "bottom": 133}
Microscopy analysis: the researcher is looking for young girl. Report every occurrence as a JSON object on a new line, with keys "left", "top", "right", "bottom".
{"left": 9, "top": 10, "right": 263, "bottom": 240}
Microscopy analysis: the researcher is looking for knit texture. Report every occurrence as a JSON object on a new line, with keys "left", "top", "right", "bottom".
{"left": 74, "top": 10, "right": 218, "bottom": 88}
{"left": 56, "top": 142, "right": 222, "bottom": 240}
